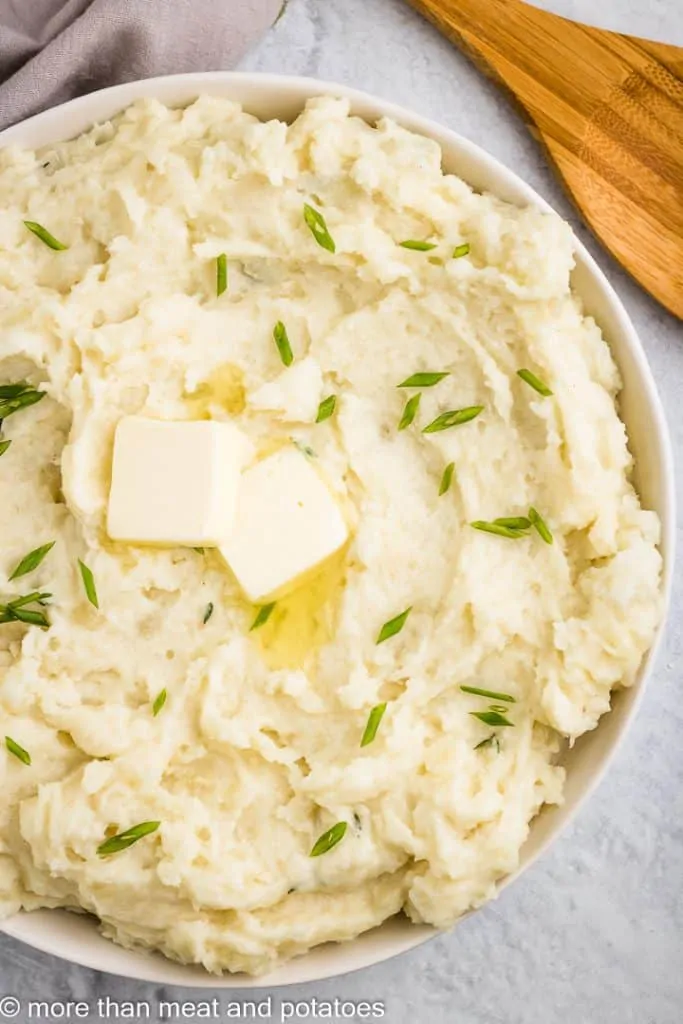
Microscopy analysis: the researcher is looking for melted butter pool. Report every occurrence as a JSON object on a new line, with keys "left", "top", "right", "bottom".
{"left": 185, "top": 363, "right": 246, "bottom": 417}
{"left": 253, "top": 545, "right": 349, "bottom": 670}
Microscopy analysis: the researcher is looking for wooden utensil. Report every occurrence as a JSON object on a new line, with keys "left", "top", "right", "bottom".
{"left": 405, "top": 0, "right": 683, "bottom": 319}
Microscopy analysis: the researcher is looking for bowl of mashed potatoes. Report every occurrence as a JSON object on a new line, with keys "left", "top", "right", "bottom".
{"left": 0, "top": 73, "right": 674, "bottom": 986}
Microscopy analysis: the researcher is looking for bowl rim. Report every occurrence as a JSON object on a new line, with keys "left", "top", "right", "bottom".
{"left": 0, "top": 70, "right": 676, "bottom": 988}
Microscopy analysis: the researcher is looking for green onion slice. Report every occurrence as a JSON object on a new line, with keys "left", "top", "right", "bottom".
{"left": 216, "top": 253, "right": 228, "bottom": 297}
{"left": 474, "top": 734, "right": 500, "bottom": 751}
{"left": 470, "top": 521, "right": 527, "bottom": 539}
{"left": 398, "top": 393, "right": 420, "bottom": 430}
{"left": 399, "top": 240, "right": 437, "bottom": 251}
{"left": 517, "top": 368, "right": 553, "bottom": 397}
{"left": 152, "top": 689, "right": 167, "bottom": 717}
{"left": 316, "top": 395, "right": 337, "bottom": 423}
{"left": 9, "top": 542, "right": 55, "bottom": 581}
{"left": 470, "top": 710, "right": 514, "bottom": 728}
{"left": 529, "top": 506, "right": 553, "bottom": 544}
{"left": 97, "top": 821, "right": 161, "bottom": 857}
{"left": 273, "top": 321, "right": 294, "bottom": 367}
{"left": 23, "top": 220, "right": 68, "bottom": 251}
{"left": 460, "top": 685, "right": 516, "bottom": 703}
{"left": 422, "top": 406, "right": 483, "bottom": 433}
{"left": 4, "top": 591, "right": 51, "bottom": 610}
{"left": 398, "top": 372, "right": 449, "bottom": 388}
{"left": 310, "top": 821, "right": 347, "bottom": 857}
{"left": 250, "top": 602, "right": 276, "bottom": 631}
{"left": 0, "top": 385, "right": 46, "bottom": 421}
{"left": 3, "top": 607, "right": 49, "bottom": 626}
{"left": 360, "top": 703, "right": 387, "bottom": 747}
{"left": 376, "top": 607, "right": 412, "bottom": 644}
{"left": 5, "top": 736, "right": 31, "bottom": 765}
{"left": 493, "top": 517, "right": 531, "bottom": 530}
{"left": 303, "top": 204, "right": 336, "bottom": 253}
{"left": 439, "top": 462, "right": 455, "bottom": 496}
{"left": 78, "top": 560, "right": 99, "bottom": 609}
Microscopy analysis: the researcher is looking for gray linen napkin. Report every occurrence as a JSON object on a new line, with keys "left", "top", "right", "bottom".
{"left": 0, "top": 0, "right": 282, "bottom": 131}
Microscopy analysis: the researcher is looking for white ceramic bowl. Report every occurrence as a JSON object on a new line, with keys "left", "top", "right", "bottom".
{"left": 0, "top": 73, "right": 675, "bottom": 987}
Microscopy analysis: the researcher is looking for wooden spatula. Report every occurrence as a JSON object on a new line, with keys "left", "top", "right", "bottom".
{"left": 405, "top": 0, "right": 683, "bottom": 319}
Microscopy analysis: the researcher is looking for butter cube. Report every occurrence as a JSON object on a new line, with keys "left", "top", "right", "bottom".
{"left": 219, "top": 447, "right": 348, "bottom": 602}
{"left": 107, "top": 416, "right": 250, "bottom": 546}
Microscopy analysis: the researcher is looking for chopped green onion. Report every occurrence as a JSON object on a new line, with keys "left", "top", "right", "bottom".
{"left": 517, "top": 368, "right": 553, "bottom": 397}
{"left": 529, "top": 506, "right": 553, "bottom": 544}
{"left": 453, "top": 243, "right": 471, "bottom": 259}
{"left": 303, "top": 204, "right": 336, "bottom": 253}
{"left": 216, "top": 253, "right": 228, "bottom": 297}
{"left": 203, "top": 602, "right": 214, "bottom": 624}
{"left": 2, "top": 606, "right": 49, "bottom": 627}
{"left": 460, "top": 685, "right": 516, "bottom": 703}
{"left": 310, "top": 821, "right": 347, "bottom": 857}
{"left": 152, "top": 689, "right": 167, "bottom": 717}
{"left": 0, "top": 384, "right": 32, "bottom": 399}
{"left": 360, "top": 703, "right": 387, "bottom": 747}
{"left": 439, "top": 462, "right": 455, "bottom": 496}
{"left": 8, "top": 542, "right": 55, "bottom": 581}
{"left": 316, "top": 395, "right": 337, "bottom": 423}
{"left": 470, "top": 710, "right": 514, "bottom": 728}
{"left": 77, "top": 560, "right": 99, "bottom": 609}
{"left": 0, "top": 385, "right": 46, "bottom": 422}
{"left": 0, "top": 592, "right": 51, "bottom": 627}
{"left": 273, "top": 321, "right": 294, "bottom": 367}
{"left": 0, "top": 440, "right": 10, "bottom": 458}
{"left": 422, "top": 406, "right": 483, "bottom": 433}
{"left": 5, "top": 591, "right": 51, "bottom": 610}
{"left": 398, "top": 372, "right": 449, "bottom": 388}
{"left": 97, "top": 821, "right": 161, "bottom": 857}
{"left": 250, "top": 602, "right": 276, "bottom": 631}
{"left": 474, "top": 734, "right": 500, "bottom": 752}
{"left": 398, "top": 393, "right": 420, "bottom": 430}
{"left": 493, "top": 516, "right": 531, "bottom": 530}
{"left": 399, "top": 240, "right": 437, "bottom": 251}
{"left": 23, "top": 220, "right": 68, "bottom": 251}
{"left": 376, "top": 607, "right": 412, "bottom": 644}
{"left": 470, "top": 521, "right": 528, "bottom": 539}
{"left": 5, "top": 736, "right": 31, "bottom": 765}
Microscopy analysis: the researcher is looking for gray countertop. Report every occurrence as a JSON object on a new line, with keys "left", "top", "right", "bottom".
{"left": 1, "top": 1, "right": 681, "bottom": 1021}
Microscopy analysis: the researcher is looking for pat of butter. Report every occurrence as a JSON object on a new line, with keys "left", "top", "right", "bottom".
{"left": 107, "top": 416, "right": 251, "bottom": 546}
{"left": 219, "top": 447, "right": 348, "bottom": 602}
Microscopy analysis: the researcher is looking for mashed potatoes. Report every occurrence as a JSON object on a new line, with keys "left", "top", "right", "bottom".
{"left": 0, "top": 96, "right": 663, "bottom": 975}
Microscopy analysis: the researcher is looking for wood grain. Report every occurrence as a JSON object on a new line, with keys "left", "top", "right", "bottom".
{"left": 405, "top": 0, "right": 683, "bottom": 319}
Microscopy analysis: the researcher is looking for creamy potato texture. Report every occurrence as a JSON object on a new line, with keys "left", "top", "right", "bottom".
{"left": 0, "top": 96, "right": 662, "bottom": 975}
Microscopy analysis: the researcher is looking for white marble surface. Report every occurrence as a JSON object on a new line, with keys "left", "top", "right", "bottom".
{"left": 1, "top": 1, "right": 682, "bottom": 1020}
